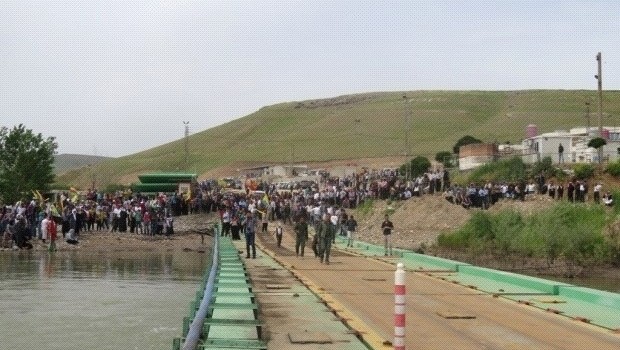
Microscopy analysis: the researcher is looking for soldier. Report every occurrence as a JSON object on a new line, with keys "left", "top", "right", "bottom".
{"left": 294, "top": 216, "right": 309, "bottom": 257}
{"left": 317, "top": 214, "right": 336, "bottom": 264}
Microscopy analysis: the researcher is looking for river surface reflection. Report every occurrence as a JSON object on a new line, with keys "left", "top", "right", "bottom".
{"left": 0, "top": 250, "right": 209, "bottom": 350}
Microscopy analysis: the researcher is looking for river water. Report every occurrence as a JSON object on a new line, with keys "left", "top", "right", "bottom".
{"left": 0, "top": 250, "right": 209, "bottom": 350}
{"left": 536, "top": 274, "right": 620, "bottom": 293}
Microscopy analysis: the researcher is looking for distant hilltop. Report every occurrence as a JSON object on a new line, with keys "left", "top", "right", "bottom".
{"left": 54, "top": 154, "right": 112, "bottom": 174}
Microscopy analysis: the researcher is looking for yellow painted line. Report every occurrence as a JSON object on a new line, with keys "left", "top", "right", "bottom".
{"left": 255, "top": 241, "right": 392, "bottom": 350}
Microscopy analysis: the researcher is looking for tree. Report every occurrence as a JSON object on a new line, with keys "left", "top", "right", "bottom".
{"left": 435, "top": 151, "right": 453, "bottom": 168}
{"left": 588, "top": 137, "right": 607, "bottom": 164}
{"left": 531, "top": 156, "right": 561, "bottom": 179}
{"left": 0, "top": 124, "right": 57, "bottom": 204}
{"left": 409, "top": 156, "right": 431, "bottom": 178}
{"left": 453, "top": 135, "right": 483, "bottom": 154}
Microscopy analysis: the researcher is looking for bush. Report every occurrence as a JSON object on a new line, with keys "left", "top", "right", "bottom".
{"left": 435, "top": 151, "right": 453, "bottom": 168}
{"left": 490, "top": 211, "right": 525, "bottom": 257}
{"left": 573, "top": 163, "right": 595, "bottom": 179}
{"left": 606, "top": 160, "right": 620, "bottom": 177}
{"left": 437, "top": 203, "right": 609, "bottom": 269}
{"left": 468, "top": 157, "right": 526, "bottom": 184}
{"left": 530, "top": 156, "right": 563, "bottom": 179}
{"left": 357, "top": 199, "right": 374, "bottom": 217}
{"left": 437, "top": 211, "right": 493, "bottom": 252}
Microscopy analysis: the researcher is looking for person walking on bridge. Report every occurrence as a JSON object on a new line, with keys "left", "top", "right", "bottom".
{"left": 346, "top": 215, "right": 357, "bottom": 248}
{"left": 275, "top": 222, "right": 284, "bottom": 247}
{"left": 244, "top": 211, "right": 257, "bottom": 259}
{"left": 294, "top": 216, "right": 309, "bottom": 257}
{"left": 381, "top": 214, "right": 394, "bottom": 256}
{"left": 317, "top": 214, "right": 336, "bottom": 264}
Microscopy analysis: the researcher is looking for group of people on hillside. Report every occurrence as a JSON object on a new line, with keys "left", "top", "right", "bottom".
{"left": 443, "top": 175, "right": 614, "bottom": 210}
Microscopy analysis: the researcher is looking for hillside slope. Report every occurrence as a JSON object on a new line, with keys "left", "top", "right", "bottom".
{"left": 54, "top": 154, "right": 112, "bottom": 174}
{"left": 352, "top": 193, "right": 569, "bottom": 251}
{"left": 56, "top": 90, "right": 620, "bottom": 187}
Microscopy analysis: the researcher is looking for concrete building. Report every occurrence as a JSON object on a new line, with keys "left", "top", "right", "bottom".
{"left": 238, "top": 164, "right": 309, "bottom": 178}
{"left": 268, "top": 165, "right": 308, "bottom": 177}
{"left": 521, "top": 126, "right": 620, "bottom": 164}
{"left": 458, "top": 143, "right": 498, "bottom": 170}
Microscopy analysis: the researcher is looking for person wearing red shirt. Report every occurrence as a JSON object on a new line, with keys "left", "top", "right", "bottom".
{"left": 47, "top": 213, "right": 58, "bottom": 252}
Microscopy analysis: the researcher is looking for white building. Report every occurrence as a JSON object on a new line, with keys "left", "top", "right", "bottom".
{"left": 521, "top": 127, "right": 620, "bottom": 164}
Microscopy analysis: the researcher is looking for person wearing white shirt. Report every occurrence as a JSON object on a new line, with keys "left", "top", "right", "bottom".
{"left": 593, "top": 183, "right": 603, "bottom": 204}
{"left": 40, "top": 215, "right": 50, "bottom": 243}
{"left": 603, "top": 192, "right": 613, "bottom": 206}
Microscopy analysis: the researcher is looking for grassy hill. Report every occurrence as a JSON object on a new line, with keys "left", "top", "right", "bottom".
{"left": 54, "top": 154, "right": 112, "bottom": 174}
{"left": 55, "top": 90, "right": 620, "bottom": 188}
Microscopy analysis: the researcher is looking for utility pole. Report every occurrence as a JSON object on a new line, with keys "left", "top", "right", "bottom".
{"left": 183, "top": 121, "right": 190, "bottom": 171}
{"left": 290, "top": 142, "right": 294, "bottom": 177}
{"left": 403, "top": 95, "right": 412, "bottom": 179}
{"left": 585, "top": 101, "right": 591, "bottom": 135}
{"left": 596, "top": 52, "right": 603, "bottom": 137}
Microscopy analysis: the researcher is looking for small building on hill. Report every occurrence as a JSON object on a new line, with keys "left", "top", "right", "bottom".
{"left": 458, "top": 143, "right": 498, "bottom": 170}
{"left": 239, "top": 164, "right": 309, "bottom": 178}
{"left": 521, "top": 130, "right": 573, "bottom": 164}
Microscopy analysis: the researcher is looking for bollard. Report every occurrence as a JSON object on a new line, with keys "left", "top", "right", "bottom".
{"left": 182, "top": 316, "right": 190, "bottom": 337}
{"left": 394, "top": 262, "right": 406, "bottom": 350}
{"left": 172, "top": 337, "right": 181, "bottom": 350}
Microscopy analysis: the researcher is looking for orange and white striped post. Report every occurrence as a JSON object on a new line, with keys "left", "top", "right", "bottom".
{"left": 394, "top": 262, "right": 406, "bottom": 350}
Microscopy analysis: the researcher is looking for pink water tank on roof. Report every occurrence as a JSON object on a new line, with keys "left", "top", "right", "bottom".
{"left": 602, "top": 128, "right": 610, "bottom": 139}
{"left": 526, "top": 124, "right": 538, "bottom": 138}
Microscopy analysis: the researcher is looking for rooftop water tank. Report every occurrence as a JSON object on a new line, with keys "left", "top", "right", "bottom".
{"left": 526, "top": 124, "right": 538, "bottom": 139}
{"left": 602, "top": 128, "right": 610, "bottom": 140}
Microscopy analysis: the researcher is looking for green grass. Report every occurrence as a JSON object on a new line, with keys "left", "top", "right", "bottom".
{"left": 437, "top": 203, "right": 611, "bottom": 268}
{"left": 55, "top": 90, "right": 620, "bottom": 187}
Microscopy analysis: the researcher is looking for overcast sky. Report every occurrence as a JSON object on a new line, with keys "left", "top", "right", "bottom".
{"left": 2, "top": 1, "right": 619, "bottom": 157}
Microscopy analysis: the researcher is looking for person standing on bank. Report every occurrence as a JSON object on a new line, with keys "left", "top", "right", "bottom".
{"left": 346, "top": 215, "right": 358, "bottom": 248}
{"left": 381, "top": 214, "right": 394, "bottom": 256}
{"left": 164, "top": 213, "right": 174, "bottom": 239}
{"left": 294, "top": 216, "right": 309, "bottom": 257}
{"left": 244, "top": 211, "right": 258, "bottom": 259}
{"left": 558, "top": 143, "right": 565, "bottom": 164}
{"left": 47, "top": 213, "right": 58, "bottom": 252}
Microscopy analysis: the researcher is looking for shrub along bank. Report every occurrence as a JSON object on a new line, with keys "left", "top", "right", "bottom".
{"left": 437, "top": 201, "right": 620, "bottom": 276}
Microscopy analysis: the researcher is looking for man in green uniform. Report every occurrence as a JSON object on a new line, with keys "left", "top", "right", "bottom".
{"left": 294, "top": 216, "right": 309, "bottom": 257}
{"left": 317, "top": 214, "right": 336, "bottom": 264}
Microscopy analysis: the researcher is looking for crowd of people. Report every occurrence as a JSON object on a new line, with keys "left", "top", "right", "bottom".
{"left": 1, "top": 166, "right": 614, "bottom": 254}
{"left": 442, "top": 175, "right": 614, "bottom": 210}
{"left": 0, "top": 190, "right": 193, "bottom": 251}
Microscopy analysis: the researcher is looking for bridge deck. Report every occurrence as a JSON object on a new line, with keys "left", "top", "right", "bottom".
{"left": 239, "top": 228, "right": 620, "bottom": 350}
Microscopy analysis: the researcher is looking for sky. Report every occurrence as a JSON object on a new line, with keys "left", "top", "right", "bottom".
{"left": 2, "top": 0, "right": 620, "bottom": 157}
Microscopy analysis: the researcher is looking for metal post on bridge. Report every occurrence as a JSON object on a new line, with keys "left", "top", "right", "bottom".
{"left": 395, "top": 262, "right": 406, "bottom": 350}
